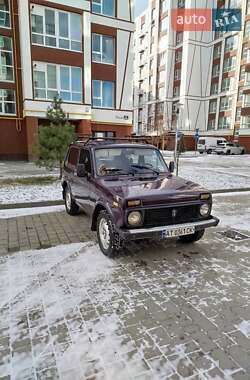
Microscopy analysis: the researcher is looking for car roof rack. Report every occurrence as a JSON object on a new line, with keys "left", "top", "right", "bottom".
{"left": 75, "top": 137, "right": 151, "bottom": 146}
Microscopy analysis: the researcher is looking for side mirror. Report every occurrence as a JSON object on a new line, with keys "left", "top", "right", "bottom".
{"left": 77, "top": 164, "right": 86, "bottom": 177}
{"left": 169, "top": 161, "right": 175, "bottom": 173}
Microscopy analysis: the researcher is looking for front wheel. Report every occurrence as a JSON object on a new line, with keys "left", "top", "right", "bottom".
{"left": 65, "top": 186, "right": 80, "bottom": 216}
{"left": 179, "top": 230, "right": 205, "bottom": 244}
{"left": 207, "top": 149, "right": 212, "bottom": 155}
{"left": 97, "top": 211, "right": 122, "bottom": 257}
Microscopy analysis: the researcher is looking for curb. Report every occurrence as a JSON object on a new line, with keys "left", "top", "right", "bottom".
{"left": 1, "top": 188, "right": 250, "bottom": 210}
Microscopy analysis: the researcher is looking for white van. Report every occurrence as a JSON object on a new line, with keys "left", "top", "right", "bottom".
{"left": 197, "top": 137, "right": 228, "bottom": 154}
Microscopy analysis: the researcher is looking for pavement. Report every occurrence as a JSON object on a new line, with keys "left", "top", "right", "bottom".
{"left": 0, "top": 193, "right": 249, "bottom": 379}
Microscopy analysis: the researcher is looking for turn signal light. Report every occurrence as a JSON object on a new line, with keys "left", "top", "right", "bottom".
{"left": 127, "top": 200, "right": 141, "bottom": 207}
{"left": 200, "top": 193, "right": 210, "bottom": 200}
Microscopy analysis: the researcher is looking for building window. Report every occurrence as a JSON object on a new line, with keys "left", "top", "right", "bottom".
{"left": 158, "top": 51, "right": 166, "bottom": 66}
{"left": 161, "top": 0, "right": 168, "bottom": 13}
{"left": 92, "top": 34, "right": 115, "bottom": 64}
{"left": 223, "top": 56, "right": 236, "bottom": 72}
{"left": 218, "top": 116, "right": 231, "bottom": 129}
{"left": 176, "top": 32, "right": 183, "bottom": 45}
{"left": 241, "top": 116, "right": 250, "bottom": 128}
{"left": 174, "top": 68, "right": 181, "bottom": 80}
{"left": 238, "top": 87, "right": 243, "bottom": 102}
{"left": 221, "top": 77, "right": 234, "bottom": 92}
{"left": 235, "top": 107, "right": 241, "bottom": 122}
{"left": 245, "top": 72, "right": 250, "bottom": 85}
{"left": 209, "top": 100, "right": 217, "bottom": 113}
{"left": 92, "top": 80, "right": 115, "bottom": 108}
{"left": 0, "top": 35, "right": 13, "bottom": 81}
{"left": 212, "top": 64, "right": 220, "bottom": 77}
{"left": 240, "top": 66, "right": 245, "bottom": 81}
{"left": 247, "top": 0, "right": 250, "bottom": 14}
{"left": 173, "top": 86, "right": 180, "bottom": 97}
{"left": 31, "top": 6, "right": 82, "bottom": 52}
{"left": 225, "top": 35, "right": 238, "bottom": 52}
{"left": 0, "top": 88, "right": 15, "bottom": 114}
{"left": 220, "top": 96, "right": 232, "bottom": 111}
{"left": 210, "top": 82, "right": 218, "bottom": 95}
{"left": 178, "top": 0, "right": 185, "bottom": 7}
{"left": 93, "top": 131, "right": 116, "bottom": 138}
{"left": 92, "top": 0, "right": 115, "bottom": 17}
{"left": 33, "top": 62, "right": 82, "bottom": 102}
{"left": 207, "top": 119, "right": 216, "bottom": 130}
{"left": 175, "top": 50, "right": 182, "bottom": 63}
{"left": 243, "top": 93, "right": 250, "bottom": 107}
{"left": 160, "top": 17, "right": 168, "bottom": 33}
{"left": 245, "top": 20, "right": 250, "bottom": 38}
{"left": 213, "top": 44, "right": 221, "bottom": 59}
{"left": 0, "top": 0, "right": 10, "bottom": 28}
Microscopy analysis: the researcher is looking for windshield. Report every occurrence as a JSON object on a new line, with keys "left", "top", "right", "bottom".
{"left": 95, "top": 147, "right": 168, "bottom": 176}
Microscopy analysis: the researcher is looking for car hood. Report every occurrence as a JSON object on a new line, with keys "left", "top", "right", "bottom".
{"left": 99, "top": 175, "right": 207, "bottom": 206}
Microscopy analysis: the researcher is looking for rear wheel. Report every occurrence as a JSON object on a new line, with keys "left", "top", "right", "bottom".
{"left": 179, "top": 230, "right": 205, "bottom": 244}
{"left": 207, "top": 149, "right": 212, "bottom": 155}
{"left": 97, "top": 211, "right": 122, "bottom": 257}
{"left": 226, "top": 150, "right": 231, "bottom": 155}
{"left": 65, "top": 186, "right": 80, "bottom": 216}
{"left": 241, "top": 150, "right": 245, "bottom": 155}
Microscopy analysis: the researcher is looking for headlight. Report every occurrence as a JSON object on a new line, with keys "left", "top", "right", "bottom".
{"left": 128, "top": 211, "right": 142, "bottom": 226}
{"left": 200, "top": 204, "right": 210, "bottom": 217}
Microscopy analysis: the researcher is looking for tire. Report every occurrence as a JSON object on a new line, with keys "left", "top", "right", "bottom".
{"left": 226, "top": 150, "right": 231, "bottom": 155}
{"left": 207, "top": 149, "right": 212, "bottom": 155}
{"left": 97, "top": 211, "right": 122, "bottom": 257}
{"left": 241, "top": 150, "right": 245, "bottom": 155}
{"left": 65, "top": 186, "right": 80, "bottom": 216}
{"left": 179, "top": 230, "right": 205, "bottom": 244}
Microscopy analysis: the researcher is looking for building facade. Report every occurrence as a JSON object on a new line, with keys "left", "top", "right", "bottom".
{"left": 0, "top": 0, "right": 134, "bottom": 160}
{"left": 133, "top": 0, "right": 250, "bottom": 152}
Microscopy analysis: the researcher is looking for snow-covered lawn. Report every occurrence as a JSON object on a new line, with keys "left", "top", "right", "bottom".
{"left": 171, "top": 154, "right": 250, "bottom": 190}
{"left": 0, "top": 205, "right": 65, "bottom": 219}
{"left": 0, "top": 182, "right": 62, "bottom": 205}
{"left": 0, "top": 161, "right": 59, "bottom": 179}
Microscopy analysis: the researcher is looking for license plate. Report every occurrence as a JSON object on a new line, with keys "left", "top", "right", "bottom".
{"left": 163, "top": 226, "right": 195, "bottom": 238}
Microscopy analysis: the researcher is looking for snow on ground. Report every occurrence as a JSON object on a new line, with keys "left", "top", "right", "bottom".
{"left": 213, "top": 192, "right": 250, "bottom": 232}
{"left": 0, "top": 205, "right": 65, "bottom": 219}
{"left": 0, "top": 161, "right": 59, "bottom": 178}
{"left": 177, "top": 154, "right": 250, "bottom": 191}
{"left": 0, "top": 240, "right": 248, "bottom": 379}
{"left": 0, "top": 181, "right": 62, "bottom": 204}
{"left": 0, "top": 155, "right": 249, "bottom": 205}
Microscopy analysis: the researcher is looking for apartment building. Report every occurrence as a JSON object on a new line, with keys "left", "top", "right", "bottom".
{"left": 133, "top": 0, "right": 250, "bottom": 152}
{"left": 0, "top": 0, "right": 134, "bottom": 160}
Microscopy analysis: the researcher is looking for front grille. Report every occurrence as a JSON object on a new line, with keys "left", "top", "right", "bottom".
{"left": 144, "top": 205, "right": 201, "bottom": 228}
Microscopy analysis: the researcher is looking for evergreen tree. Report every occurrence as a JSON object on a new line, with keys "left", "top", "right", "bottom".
{"left": 36, "top": 96, "right": 75, "bottom": 177}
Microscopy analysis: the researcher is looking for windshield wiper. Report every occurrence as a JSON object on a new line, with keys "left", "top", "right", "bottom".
{"left": 103, "top": 168, "right": 133, "bottom": 175}
{"left": 130, "top": 164, "right": 160, "bottom": 176}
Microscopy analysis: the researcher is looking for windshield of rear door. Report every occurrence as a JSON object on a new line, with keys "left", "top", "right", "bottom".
{"left": 94, "top": 147, "right": 168, "bottom": 176}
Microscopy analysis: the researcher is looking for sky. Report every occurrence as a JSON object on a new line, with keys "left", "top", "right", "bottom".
{"left": 134, "top": 0, "right": 148, "bottom": 17}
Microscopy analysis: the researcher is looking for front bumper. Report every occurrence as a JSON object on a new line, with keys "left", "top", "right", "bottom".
{"left": 120, "top": 216, "right": 220, "bottom": 240}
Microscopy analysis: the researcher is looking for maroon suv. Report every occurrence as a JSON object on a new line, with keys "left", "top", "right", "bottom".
{"left": 62, "top": 139, "right": 219, "bottom": 257}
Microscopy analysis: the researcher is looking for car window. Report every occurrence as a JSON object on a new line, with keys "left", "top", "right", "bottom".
{"left": 95, "top": 147, "right": 168, "bottom": 176}
{"left": 199, "top": 139, "right": 205, "bottom": 145}
{"left": 79, "top": 149, "right": 92, "bottom": 173}
{"left": 66, "top": 147, "right": 79, "bottom": 169}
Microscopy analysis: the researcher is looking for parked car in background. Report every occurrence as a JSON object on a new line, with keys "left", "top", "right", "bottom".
{"left": 215, "top": 142, "right": 245, "bottom": 155}
{"left": 197, "top": 137, "right": 227, "bottom": 154}
{"left": 62, "top": 138, "right": 219, "bottom": 257}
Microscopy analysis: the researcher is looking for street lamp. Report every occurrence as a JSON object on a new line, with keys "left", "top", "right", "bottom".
{"left": 174, "top": 103, "right": 184, "bottom": 175}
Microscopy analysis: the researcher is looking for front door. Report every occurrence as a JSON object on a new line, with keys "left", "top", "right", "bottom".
{"left": 74, "top": 149, "right": 92, "bottom": 214}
